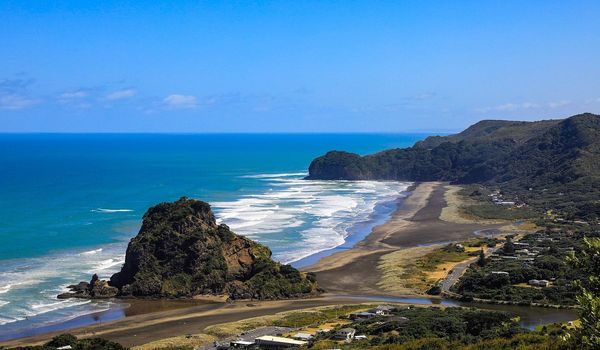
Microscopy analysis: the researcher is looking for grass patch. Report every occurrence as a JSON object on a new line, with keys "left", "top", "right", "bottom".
{"left": 464, "top": 203, "right": 538, "bottom": 221}
{"left": 204, "top": 314, "right": 282, "bottom": 338}
{"left": 378, "top": 244, "right": 480, "bottom": 295}
{"left": 378, "top": 246, "right": 442, "bottom": 294}
{"left": 274, "top": 305, "right": 367, "bottom": 328}
{"left": 416, "top": 245, "right": 472, "bottom": 271}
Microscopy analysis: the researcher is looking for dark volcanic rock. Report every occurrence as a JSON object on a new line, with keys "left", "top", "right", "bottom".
{"left": 61, "top": 197, "right": 320, "bottom": 300}
{"left": 58, "top": 274, "right": 118, "bottom": 299}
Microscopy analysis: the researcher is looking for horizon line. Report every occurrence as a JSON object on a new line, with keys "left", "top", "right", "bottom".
{"left": 0, "top": 130, "right": 456, "bottom": 135}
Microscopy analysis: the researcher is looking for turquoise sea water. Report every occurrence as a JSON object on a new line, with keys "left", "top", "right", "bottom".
{"left": 0, "top": 133, "right": 425, "bottom": 337}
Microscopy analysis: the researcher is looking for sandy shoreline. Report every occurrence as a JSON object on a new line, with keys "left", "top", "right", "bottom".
{"left": 303, "top": 182, "right": 436, "bottom": 273}
{"left": 306, "top": 182, "right": 504, "bottom": 297}
{"left": 0, "top": 182, "right": 509, "bottom": 348}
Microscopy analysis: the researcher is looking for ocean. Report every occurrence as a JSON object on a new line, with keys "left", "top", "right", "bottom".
{"left": 0, "top": 133, "right": 426, "bottom": 338}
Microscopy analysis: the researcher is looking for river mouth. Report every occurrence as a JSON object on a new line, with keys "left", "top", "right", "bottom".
{"left": 0, "top": 299, "right": 219, "bottom": 342}
{"left": 0, "top": 294, "right": 577, "bottom": 343}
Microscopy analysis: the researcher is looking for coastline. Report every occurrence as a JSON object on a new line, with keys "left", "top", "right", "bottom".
{"left": 291, "top": 182, "right": 413, "bottom": 268}
{"left": 301, "top": 181, "right": 433, "bottom": 274}
{"left": 0, "top": 183, "right": 412, "bottom": 343}
{"left": 303, "top": 182, "right": 506, "bottom": 297}
{"left": 0, "top": 294, "right": 578, "bottom": 348}
{"left": 0, "top": 182, "right": 568, "bottom": 348}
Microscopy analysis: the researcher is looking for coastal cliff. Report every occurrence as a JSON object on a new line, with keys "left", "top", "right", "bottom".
{"left": 60, "top": 197, "right": 320, "bottom": 300}
{"left": 307, "top": 113, "right": 600, "bottom": 218}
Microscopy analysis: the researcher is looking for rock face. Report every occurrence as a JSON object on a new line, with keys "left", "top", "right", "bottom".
{"left": 62, "top": 197, "right": 320, "bottom": 300}
{"left": 58, "top": 274, "right": 119, "bottom": 299}
{"left": 307, "top": 113, "right": 600, "bottom": 184}
{"left": 307, "top": 113, "right": 600, "bottom": 218}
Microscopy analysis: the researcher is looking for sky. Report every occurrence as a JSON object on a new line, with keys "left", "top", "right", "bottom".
{"left": 1, "top": 1, "right": 600, "bottom": 133}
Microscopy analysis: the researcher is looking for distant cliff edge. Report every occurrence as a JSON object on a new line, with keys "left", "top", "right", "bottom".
{"left": 60, "top": 197, "right": 320, "bottom": 300}
{"left": 307, "top": 113, "right": 600, "bottom": 218}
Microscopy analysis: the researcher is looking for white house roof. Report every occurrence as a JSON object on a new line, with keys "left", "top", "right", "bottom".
{"left": 255, "top": 336, "right": 307, "bottom": 345}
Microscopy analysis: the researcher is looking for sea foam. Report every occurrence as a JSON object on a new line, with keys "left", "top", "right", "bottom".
{"left": 91, "top": 208, "right": 134, "bottom": 213}
{"left": 0, "top": 172, "right": 409, "bottom": 332}
{"left": 213, "top": 173, "right": 410, "bottom": 264}
{"left": 0, "top": 242, "right": 125, "bottom": 327}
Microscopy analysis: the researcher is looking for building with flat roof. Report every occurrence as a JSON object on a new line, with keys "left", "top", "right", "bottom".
{"left": 229, "top": 339, "right": 254, "bottom": 349}
{"left": 254, "top": 335, "right": 307, "bottom": 349}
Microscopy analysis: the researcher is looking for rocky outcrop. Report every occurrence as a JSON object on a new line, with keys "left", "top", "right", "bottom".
{"left": 58, "top": 274, "right": 118, "bottom": 299}
{"left": 307, "top": 113, "right": 600, "bottom": 219}
{"left": 60, "top": 197, "right": 320, "bottom": 300}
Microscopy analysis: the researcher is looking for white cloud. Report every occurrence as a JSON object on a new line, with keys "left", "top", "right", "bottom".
{"left": 163, "top": 94, "right": 198, "bottom": 109}
{"left": 585, "top": 97, "right": 600, "bottom": 104}
{"left": 547, "top": 100, "right": 571, "bottom": 108}
{"left": 0, "top": 94, "right": 40, "bottom": 110}
{"left": 105, "top": 89, "right": 137, "bottom": 101}
{"left": 495, "top": 102, "right": 539, "bottom": 111}
{"left": 0, "top": 77, "right": 41, "bottom": 110}
{"left": 57, "top": 90, "right": 92, "bottom": 109}
{"left": 476, "top": 100, "right": 573, "bottom": 113}
{"left": 409, "top": 92, "right": 436, "bottom": 101}
{"left": 59, "top": 90, "right": 88, "bottom": 99}
{"left": 476, "top": 102, "right": 540, "bottom": 113}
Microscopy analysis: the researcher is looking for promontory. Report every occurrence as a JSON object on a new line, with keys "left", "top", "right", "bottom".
{"left": 59, "top": 197, "right": 320, "bottom": 300}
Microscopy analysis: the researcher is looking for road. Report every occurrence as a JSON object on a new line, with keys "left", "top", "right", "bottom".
{"left": 441, "top": 247, "right": 498, "bottom": 293}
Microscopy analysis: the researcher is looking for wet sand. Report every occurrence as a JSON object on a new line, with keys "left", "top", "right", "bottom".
{"left": 305, "top": 182, "right": 501, "bottom": 296}
{"left": 0, "top": 296, "right": 375, "bottom": 348}
{"left": 0, "top": 182, "right": 504, "bottom": 348}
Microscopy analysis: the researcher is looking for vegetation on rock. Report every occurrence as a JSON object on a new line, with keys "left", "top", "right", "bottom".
{"left": 307, "top": 113, "right": 600, "bottom": 219}
{"left": 63, "top": 197, "right": 320, "bottom": 300}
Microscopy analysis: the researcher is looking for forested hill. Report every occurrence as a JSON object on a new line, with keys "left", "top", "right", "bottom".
{"left": 307, "top": 113, "right": 600, "bottom": 218}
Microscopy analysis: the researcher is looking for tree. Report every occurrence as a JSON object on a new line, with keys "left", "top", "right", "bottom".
{"left": 45, "top": 334, "right": 77, "bottom": 348}
{"left": 502, "top": 238, "right": 515, "bottom": 255}
{"left": 477, "top": 250, "right": 487, "bottom": 267}
{"left": 567, "top": 237, "right": 600, "bottom": 348}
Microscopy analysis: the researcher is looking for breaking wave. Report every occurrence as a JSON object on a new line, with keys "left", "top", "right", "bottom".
{"left": 0, "top": 172, "right": 409, "bottom": 334}
{"left": 0, "top": 243, "right": 125, "bottom": 327}
{"left": 91, "top": 208, "right": 134, "bottom": 213}
{"left": 213, "top": 173, "right": 410, "bottom": 263}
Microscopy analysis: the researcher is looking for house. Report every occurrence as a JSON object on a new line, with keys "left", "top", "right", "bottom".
{"left": 254, "top": 335, "right": 307, "bottom": 349}
{"left": 334, "top": 328, "right": 356, "bottom": 341}
{"left": 491, "top": 271, "right": 509, "bottom": 276}
{"left": 518, "top": 257, "right": 535, "bottom": 262}
{"left": 355, "top": 335, "right": 368, "bottom": 340}
{"left": 371, "top": 305, "right": 394, "bottom": 316}
{"left": 229, "top": 339, "right": 255, "bottom": 349}
{"left": 529, "top": 279, "right": 550, "bottom": 287}
{"left": 293, "top": 332, "right": 313, "bottom": 341}
{"left": 349, "top": 311, "right": 377, "bottom": 320}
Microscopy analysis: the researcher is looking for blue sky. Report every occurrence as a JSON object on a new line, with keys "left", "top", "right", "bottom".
{"left": 1, "top": 1, "right": 600, "bottom": 132}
